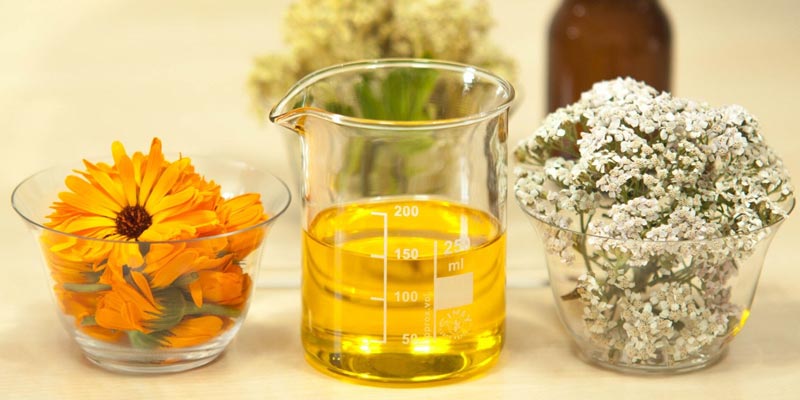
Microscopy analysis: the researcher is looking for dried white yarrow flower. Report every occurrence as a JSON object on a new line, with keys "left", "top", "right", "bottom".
{"left": 516, "top": 78, "right": 793, "bottom": 366}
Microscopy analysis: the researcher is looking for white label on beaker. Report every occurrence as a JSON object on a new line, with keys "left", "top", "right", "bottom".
{"left": 434, "top": 272, "right": 473, "bottom": 310}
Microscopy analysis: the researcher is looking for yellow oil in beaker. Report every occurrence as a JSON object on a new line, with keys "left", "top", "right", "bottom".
{"left": 301, "top": 198, "right": 505, "bottom": 384}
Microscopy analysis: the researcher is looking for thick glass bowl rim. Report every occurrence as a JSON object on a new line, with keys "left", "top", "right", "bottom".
{"left": 269, "top": 58, "right": 516, "bottom": 131}
{"left": 11, "top": 156, "right": 292, "bottom": 245}
{"left": 515, "top": 192, "right": 795, "bottom": 244}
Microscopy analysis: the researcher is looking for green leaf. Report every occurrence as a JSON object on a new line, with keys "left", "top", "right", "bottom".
{"left": 380, "top": 69, "right": 439, "bottom": 121}
{"left": 337, "top": 68, "right": 443, "bottom": 196}
{"left": 355, "top": 69, "right": 440, "bottom": 121}
{"left": 391, "top": 134, "right": 436, "bottom": 154}
{"left": 324, "top": 101, "right": 354, "bottom": 116}
{"left": 128, "top": 330, "right": 168, "bottom": 349}
{"left": 62, "top": 283, "right": 111, "bottom": 293}
{"left": 172, "top": 272, "right": 199, "bottom": 288}
{"left": 80, "top": 270, "right": 104, "bottom": 283}
{"left": 138, "top": 242, "right": 151, "bottom": 257}
{"left": 146, "top": 287, "right": 187, "bottom": 331}
{"left": 187, "top": 302, "right": 242, "bottom": 318}
{"left": 355, "top": 74, "right": 384, "bottom": 119}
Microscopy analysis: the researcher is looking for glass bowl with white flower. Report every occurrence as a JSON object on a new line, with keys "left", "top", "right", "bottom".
{"left": 514, "top": 78, "right": 794, "bottom": 373}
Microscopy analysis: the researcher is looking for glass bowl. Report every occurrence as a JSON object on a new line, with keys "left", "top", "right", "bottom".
{"left": 12, "top": 157, "right": 290, "bottom": 373}
{"left": 517, "top": 195, "right": 793, "bottom": 374}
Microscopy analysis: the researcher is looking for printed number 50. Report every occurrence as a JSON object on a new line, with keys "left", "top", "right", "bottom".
{"left": 402, "top": 333, "right": 418, "bottom": 344}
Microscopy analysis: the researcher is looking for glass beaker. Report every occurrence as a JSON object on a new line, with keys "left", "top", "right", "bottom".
{"left": 270, "top": 59, "right": 514, "bottom": 384}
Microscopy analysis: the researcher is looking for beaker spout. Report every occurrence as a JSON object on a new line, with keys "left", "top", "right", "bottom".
{"left": 268, "top": 82, "right": 316, "bottom": 134}
{"left": 268, "top": 105, "right": 313, "bottom": 135}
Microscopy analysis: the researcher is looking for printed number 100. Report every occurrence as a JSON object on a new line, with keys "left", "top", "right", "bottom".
{"left": 394, "top": 290, "right": 418, "bottom": 302}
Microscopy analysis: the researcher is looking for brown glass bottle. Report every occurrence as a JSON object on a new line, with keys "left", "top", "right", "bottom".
{"left": 547, "top": 0, "right": 671, "bottom": 112}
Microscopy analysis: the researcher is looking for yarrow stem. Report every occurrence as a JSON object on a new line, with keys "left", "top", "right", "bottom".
{"left": 578, "top": 212, "right": 594, "bottom": 274}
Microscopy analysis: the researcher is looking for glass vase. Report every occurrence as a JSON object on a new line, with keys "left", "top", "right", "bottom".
{"left": 519, "top": 197, "right": 792, "bottom": 374}
{"left": 12, "top": 157, "right": 290, "bottom": 373}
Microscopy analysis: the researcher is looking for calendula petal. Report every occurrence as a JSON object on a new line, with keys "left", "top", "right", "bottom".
{"left": 111, "top": 141, "right": 138, "bottom": 206}
{"left": 108, "top": 242, "right": 144, "bottom": 269}
{"left": 63, "top": 175, "right": 124, "bottom": 214}
{"left": 131, "top": 271, "right": 156, "bottom": 305}
{"left": 222, "top": 193, "right": 261, "bottom": 210}
{"left": 196, "top": 267, "right": 249, "bottom": 306}
{"left": 146, "top": 242, "right": 185, "bottom": 263}
{"left": 141, "top": 210, "right": 218, "bottom": 240}
{"left": 144, "top": 160, "right": 182, "bottom": 212}
{"left": 139, "top": 138, "right": 165, "bottom": 206}
{"left": 148, "top": 249, "right": 199, "bottom": 288}
{"left": 217, "top": 193, "right": 267, "bottom": 233}
{"left": 47, "top": 235, "right": 78, "bottom": 253}
{"left": 62, "top": 215, "right": 116, "bottom": 234}
{"left": 81, "top": 160, "right": 127, "bottom": 208}
{"left": 229, "top": 206, "right": 264, "bottom": 228}
{"left": 195, "top": 253, "right": 233, "bottom": 271}
{"left": 164, "top": 316, "right": 224, "bottom": 348}
{"left": 149, "top": 189, "right": 197, "bottom": 217}
{"left": 189, "top": 281, "right": 203, "bottom": 308}
{"left": 131, "top": 151, "right": 145, "bottom": 184}
{"left": 58, "top": 191, "right": 118, "bottom": 219}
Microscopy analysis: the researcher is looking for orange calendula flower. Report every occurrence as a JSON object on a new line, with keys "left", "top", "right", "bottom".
{"left": 170, "top": 164, "right": 226, "bottom": 237}
{"left": 40, "top": 230, "right": 111, "bottom": 284}
{"left": 45, "top": 138, "right": 220, "bottom": 252}
{"left": 188, "top": 262, "right": 252, "bottom": 309}
{"left": 54, "top": 286, "right": 123, "bottom": 342}
{"left": 55, "top": 285, "right": 100, "bottom": 323}
{"left": 142, "top": 242, "right": 232, "bottom": 289}
{"left": 216, "top": 193, "right": 268, "bottom": 259}
{"left": 39, "top": 138, "right": 270, "bottom": 350}
{"left": 95, "top": 268, "right": 163, "bottom": 333}
{"left": 41, "top": 242, "right": 97, "bottom": 284}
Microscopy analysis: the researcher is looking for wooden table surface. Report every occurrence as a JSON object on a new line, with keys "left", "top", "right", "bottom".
{"left": 2, "top": 1, "right": 799, "bottom": 398}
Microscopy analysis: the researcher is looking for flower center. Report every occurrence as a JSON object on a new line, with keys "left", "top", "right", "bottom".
{"left": 115, "top": 205, "right": 152, "bottom": 240}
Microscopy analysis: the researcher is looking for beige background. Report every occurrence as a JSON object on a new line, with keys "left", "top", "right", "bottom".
{"left": 2, "top": 1, "right": 800, "bottom": 398}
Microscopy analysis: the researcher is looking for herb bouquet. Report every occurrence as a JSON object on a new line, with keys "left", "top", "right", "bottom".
{"left": 249, "top": 0, "right": 516, "bottom": 196}
{"left": 514, "top": 78, "right": 793, "bottom": 373}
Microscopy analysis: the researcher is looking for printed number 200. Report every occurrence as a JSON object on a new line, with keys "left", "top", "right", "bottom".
{"left": 394, "top": 205, "right": 419, "bottom": 217}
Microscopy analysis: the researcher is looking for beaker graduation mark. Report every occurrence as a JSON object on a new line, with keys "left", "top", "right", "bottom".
{"left": 370, "top": 211, "right": 389, "bottom": 344}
